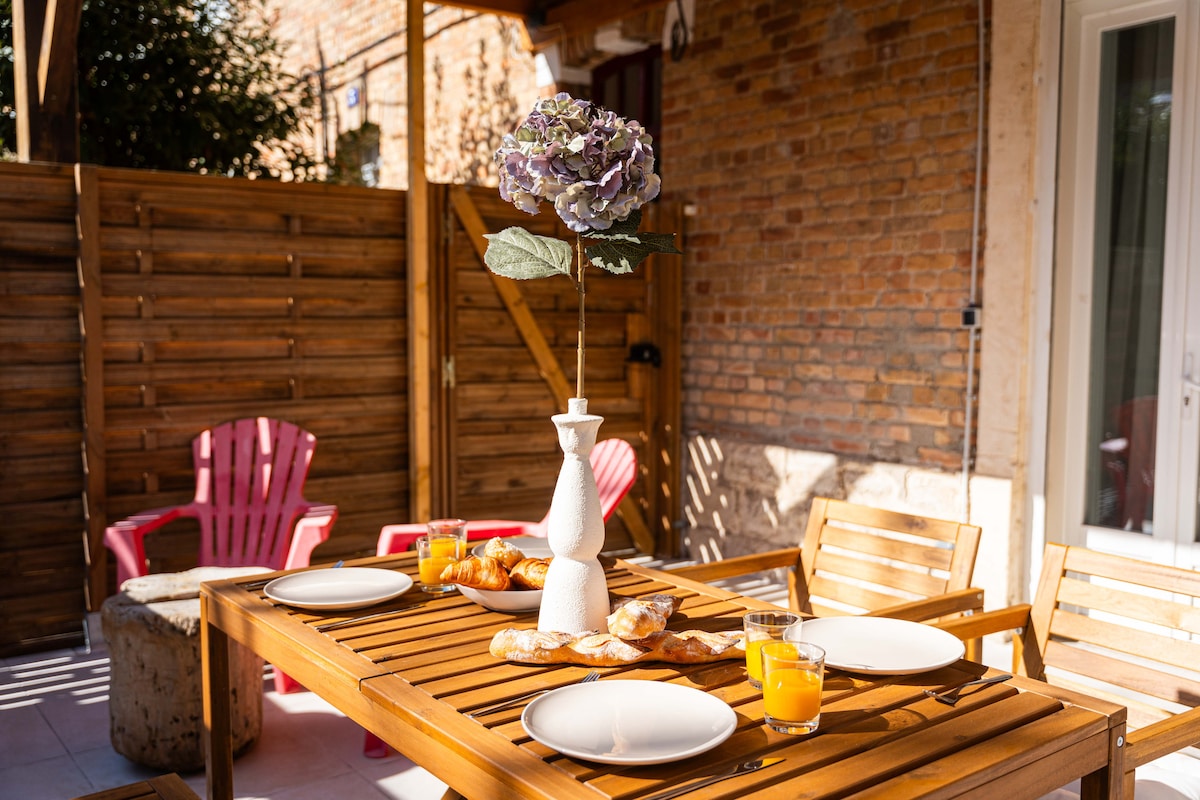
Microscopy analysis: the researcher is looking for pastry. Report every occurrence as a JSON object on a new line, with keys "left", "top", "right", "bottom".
{"left": 483, "top": 537, "right": 524, "bottom": 571}
{"left": 489, "top": 627, "right": 746, "bottom": 666}
{"left": 509, "top": 557, "right": 550, "bottom": 590}
{"left": 439, "top": 555, "right": 511, "bottom": 590}
{"left": 606, "top": 594, "right": 682, "bottom": 639}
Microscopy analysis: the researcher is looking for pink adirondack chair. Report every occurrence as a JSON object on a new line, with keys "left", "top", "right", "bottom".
{"left": 103, "top": 416, "right": 338, "bottom": 694}
{"left": 363, "top": 436, "right": 638, "bottom": 757}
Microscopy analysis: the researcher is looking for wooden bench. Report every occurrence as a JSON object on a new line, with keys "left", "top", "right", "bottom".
{"left": 71, "top": 773, "right": 199, "bottom": 800}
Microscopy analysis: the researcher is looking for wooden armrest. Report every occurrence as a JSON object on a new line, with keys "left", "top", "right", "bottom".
{"left": 866, "top": 588, "right": 985, "bottom": 622}
{"left": 667, "top": 548, "right": 800, "bottom": 583}
{"left": 933, "top": 604, "right": 1033, "bottom": 640}
{"left": 1126, "top": 706, "right": 1200, "bottom": 769}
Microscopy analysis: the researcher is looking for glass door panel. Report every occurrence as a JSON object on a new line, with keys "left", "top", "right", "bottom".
{"left": 1084, "top": 19, "right": 1173, "bottom": 534}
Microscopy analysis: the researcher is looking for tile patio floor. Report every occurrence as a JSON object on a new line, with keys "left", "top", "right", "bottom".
{"left": 0, "top": 613, "right": 448, "bottom": 800}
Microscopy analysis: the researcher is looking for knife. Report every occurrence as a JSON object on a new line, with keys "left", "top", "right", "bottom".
{"left": 641, "top": 757, "right": 784, "bottom": 800}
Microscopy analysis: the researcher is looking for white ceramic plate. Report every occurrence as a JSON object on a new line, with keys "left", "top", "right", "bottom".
{"left": 522, "top": 680, "right": 737, "bottom": 765}
{"left": 458, "top": 584, "right": 542, "bottom": 612}
{"left": 470, "top": 536, "right": 554, "bottom": 560}
{"left": 797, "top": 616, "right": 966, "bottom": 675}
{"left": 264, "top": 568, "right": 414, "bottom": 610}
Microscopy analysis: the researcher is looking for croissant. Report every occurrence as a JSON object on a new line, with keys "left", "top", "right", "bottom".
{"left": 440, "top": 555, "right": 511, "bottom": 590}
{"left": 607, "top": 594, "right": 682, "bottom": 639}
{"left": 490, "top": 627, "right": 746, "bottom": 666}
{"left": 509, "top": 557, "right": 550, "bottom": 590}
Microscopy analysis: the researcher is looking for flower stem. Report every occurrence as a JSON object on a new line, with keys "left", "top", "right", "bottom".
{"left": 575, "top": 234, "right": 585, "bottom": 399}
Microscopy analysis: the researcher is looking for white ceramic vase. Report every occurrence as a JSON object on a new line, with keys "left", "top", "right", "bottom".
{"left": 537, "top": 397, "right": 610, "bottom": 634}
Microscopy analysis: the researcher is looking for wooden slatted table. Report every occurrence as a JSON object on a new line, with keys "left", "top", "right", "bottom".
{"left": 201, "top": 555, "right": 1127, "bottom": 800}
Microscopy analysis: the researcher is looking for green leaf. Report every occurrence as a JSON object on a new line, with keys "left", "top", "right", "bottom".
{"left": 483, "top": 227, "right": 574, "bottom": 280}
{"left": 585, "top": 232, "right": 681, "bottom": 275}
{"left": 591, "top": 208, "right": 643, "bottom": 239}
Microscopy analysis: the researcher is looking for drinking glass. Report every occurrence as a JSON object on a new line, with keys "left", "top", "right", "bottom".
{"left": 761, "top": 640, "right": 825, "bottom": 735}
{"left": 743, "top": 610, "right": 802, "bottom": 689}
{"left": 417, "top": 525, "right": 464, "bottom": 593}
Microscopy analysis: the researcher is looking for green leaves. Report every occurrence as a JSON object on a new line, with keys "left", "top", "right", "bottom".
{"left": 585, "top": 209, "right": 682, "bottom": 275}
{"left": 586, "top": 232, "right": 681, "bottom": 274}
{"left": 482, "top": 210, "right": 681, "bottom": 281}
{"left": 483, "top": 227, "right": 574, "bottom": 279}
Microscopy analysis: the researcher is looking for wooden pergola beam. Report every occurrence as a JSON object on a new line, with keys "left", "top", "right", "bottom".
{"left": 12, "top": 0, "right": 82, "bottom": 163}
{"left": 436, "top": 0, "right": 674, "bottom": 48}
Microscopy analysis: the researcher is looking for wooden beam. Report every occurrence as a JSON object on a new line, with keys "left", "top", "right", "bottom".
{"left": 434, "top": 0, "right": 534, "bottom": 17}
{"left": 13, "top": 0, "right": 81, "bottom": 163}
{"left": 407, "top": 0, "right": 433, "bottom": 522}
{"left": 77, "top": 164, "right": 107, "bottom": 608}
{"left": 38, "top": 0, "right": 82, "bottom": 115}
{"left": 533, "top": 0, "right": 673, "bottom": 47}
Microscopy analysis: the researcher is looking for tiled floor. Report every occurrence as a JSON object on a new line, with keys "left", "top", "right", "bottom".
{"left": 0, "top": 613, "right": 448, "bottom": 800}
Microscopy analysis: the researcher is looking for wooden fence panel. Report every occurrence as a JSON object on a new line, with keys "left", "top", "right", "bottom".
{"left": 0, "top": 161, "right": 680, "bottom": 656}
{"left": 83, "top": 167, "right": 411, "bottom": 593}
{"left": 444, "top": 186, "right": 682, "bottom": 553}
{"left": 0, "top": 162, "right": 89, "bottom": 653}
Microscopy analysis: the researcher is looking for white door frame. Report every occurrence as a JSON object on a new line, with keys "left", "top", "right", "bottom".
{"left": 1045, "top": 0, "right": 1200, "bottom": 569}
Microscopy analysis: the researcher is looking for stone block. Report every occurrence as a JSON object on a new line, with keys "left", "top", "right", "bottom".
{"left": 101, "top": 567, "right": 269, "bottom": 772}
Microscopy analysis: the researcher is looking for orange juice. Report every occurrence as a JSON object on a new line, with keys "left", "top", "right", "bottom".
{"left": 418, "top": 553, "right": 455, "bottom": 585}
{"left": 763, "top": 665, "right": 822, "bottom": 721}
{"left": 417, "top": 533, "right": 462, "bottom": 589}
{"left": 745, "top": 638, "right": 769, "bottom": 683}
{"left": 428, "top": 536, "right": 461, "bottom": 559}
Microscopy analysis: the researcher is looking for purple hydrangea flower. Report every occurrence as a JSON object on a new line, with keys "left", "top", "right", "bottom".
{"left": 495, "top": 93, "right": 661, "bottom": 233}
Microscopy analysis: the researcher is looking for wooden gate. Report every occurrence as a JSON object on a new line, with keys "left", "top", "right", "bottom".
{"left": 439, "top": 185, "right": 682, "bottom": 556}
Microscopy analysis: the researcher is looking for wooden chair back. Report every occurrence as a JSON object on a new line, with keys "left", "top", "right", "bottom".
{"left": 792, "top": 497, "right": 982, "bottom": 617}
{"left": 938, "top": 542, "right": 1200, "bottom": 794}
{"left": 669, "top": 497, "right": 983, "bottom": 634}
{"left": 192, "top": 417, "right": 319, "bottom": 569}
{"left": 1017, "top": 543, "right": 1200, "bottom": 734}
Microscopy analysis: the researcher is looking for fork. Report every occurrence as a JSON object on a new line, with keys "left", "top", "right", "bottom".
{"left": 923, "top": 673, "right": 1013, "bottom": 705}
{"left": 467, "top": 670, "right": 600, "bottom": 718}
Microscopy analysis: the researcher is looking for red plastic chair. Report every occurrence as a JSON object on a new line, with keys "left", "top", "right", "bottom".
{"left": 363, "top": 436, "right": 638, "bottom": 757}
{"left": 103, "top": 417, "right": 338, "bottom": 693}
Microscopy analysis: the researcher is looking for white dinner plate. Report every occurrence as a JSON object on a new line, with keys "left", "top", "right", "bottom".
{"left": 470, "top": 536, "right": 554, "bottom": 560}
{"left": 522, "top": 679, "right": 737, "bottom": 765}
{"left": 798, "top": 616, "right": 965, "bottom": 674}
{"left": 264, "top": 568, "right": 414, "bottom": 610}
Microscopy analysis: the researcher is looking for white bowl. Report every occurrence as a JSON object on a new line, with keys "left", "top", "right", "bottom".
{"left": 458, "top": 584, "right": 543, "bottom": 612}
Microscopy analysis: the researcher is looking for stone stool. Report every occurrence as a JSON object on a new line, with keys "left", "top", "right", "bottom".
{"left": 101, "top": 566, "right": 270, "bottom": 772}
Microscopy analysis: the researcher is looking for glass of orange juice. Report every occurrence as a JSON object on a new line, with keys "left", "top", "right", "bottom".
{"left": 743, "top": 611, "right": 802, "bottom": 689}
{"left": 761, "top": 640, "right": 825, "bottom": 735}
{"left": 417, "top": 521, "right": 465, "bottom": 593}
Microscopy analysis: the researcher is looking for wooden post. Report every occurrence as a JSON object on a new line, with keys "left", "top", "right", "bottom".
{"left": 12, "top": 0, "right": 82, "bottom": 163}
{"left": 77, "top": 164, "right": 108, "bottom": 608}
{"left": 407, "top": 0, "right": 433, "bottom": 522}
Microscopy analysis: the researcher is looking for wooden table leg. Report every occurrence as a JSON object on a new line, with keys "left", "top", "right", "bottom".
{"left": 200, "top": 593, "right": 234, "bottom": 800}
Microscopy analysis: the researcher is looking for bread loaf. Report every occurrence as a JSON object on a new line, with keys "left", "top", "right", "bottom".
{"left": 440, "top": 555, "right": 511, "bottom": 590}
{"left": 606, "top": 594, "right": 682, "bottom": 639}
{"left": 489, "top": 628, "right": 746, "bottom": 666}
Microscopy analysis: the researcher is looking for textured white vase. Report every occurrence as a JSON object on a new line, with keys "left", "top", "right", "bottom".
{"left": 537, "top": 397, "right": 611, "bottom": 634}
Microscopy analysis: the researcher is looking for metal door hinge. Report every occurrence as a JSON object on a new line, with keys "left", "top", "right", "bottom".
{"left": 442, "top": 356, "right": 456, "bottom": 389}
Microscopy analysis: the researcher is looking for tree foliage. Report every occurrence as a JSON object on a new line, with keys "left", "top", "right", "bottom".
{"left": 1, "top": 0, "right": 316, "bottom": 179}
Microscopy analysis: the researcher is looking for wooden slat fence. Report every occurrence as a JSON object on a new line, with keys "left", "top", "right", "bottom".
{"left": 0, "top": 162, "right": 89, "bottom": 652}
{"left": 0, "top": 162, "right": 681, "bottom": 656}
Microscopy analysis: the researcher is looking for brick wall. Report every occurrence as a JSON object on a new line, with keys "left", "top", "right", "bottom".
{"left": 661, "top": 0, "right": 985, "bottom": 472}
{"left": 267, "top": 2, "right": 539, "bottom": 187}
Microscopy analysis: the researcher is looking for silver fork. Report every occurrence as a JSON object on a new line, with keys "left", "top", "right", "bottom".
{"left": 467, "top": 670, "right": 600, "bottom": 718}
{"left": 923, "top": 673, "right": 1013, "bottom": 706}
